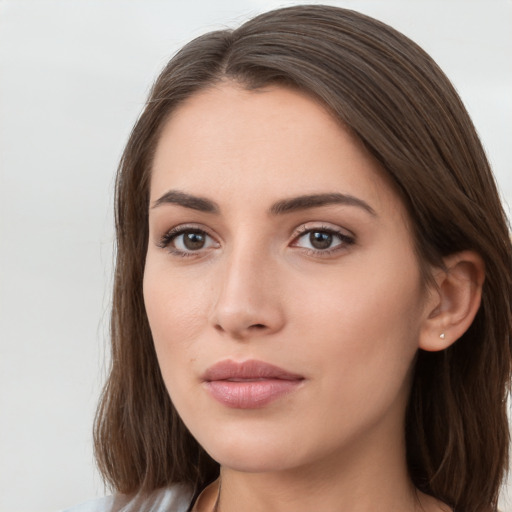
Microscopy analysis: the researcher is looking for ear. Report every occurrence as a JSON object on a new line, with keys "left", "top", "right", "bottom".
{"left": 419, "top": 251, "right": 485, "bottom": 352}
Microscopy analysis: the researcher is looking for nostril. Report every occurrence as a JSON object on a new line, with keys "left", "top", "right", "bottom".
{"left": 250, "top": 324, "right": 266, "bottom": 330}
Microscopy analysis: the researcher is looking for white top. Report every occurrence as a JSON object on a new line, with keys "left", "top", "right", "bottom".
{"left": 60, "top": 484, "right": 194, "bottom": 512}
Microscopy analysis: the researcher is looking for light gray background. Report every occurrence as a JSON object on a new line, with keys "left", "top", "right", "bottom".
{"left": 1, "top": 1, "right": 511, "bottom": 511}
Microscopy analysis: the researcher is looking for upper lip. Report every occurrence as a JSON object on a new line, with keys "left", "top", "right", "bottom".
{"left": 202, "top": 359, "right": 304, "bottom": 382}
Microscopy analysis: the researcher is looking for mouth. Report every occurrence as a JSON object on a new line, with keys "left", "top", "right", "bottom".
{"left": 202, "top": 359, "right": 305, "bottom": 409}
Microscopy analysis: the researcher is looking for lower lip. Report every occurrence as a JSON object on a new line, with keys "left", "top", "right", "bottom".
{"left": 204, "top": 379, "right": 302, "bottom": 409}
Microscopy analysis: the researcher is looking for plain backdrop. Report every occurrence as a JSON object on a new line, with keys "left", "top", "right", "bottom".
{"left": 1, "top": 1, "right": 511, "bottom": 511}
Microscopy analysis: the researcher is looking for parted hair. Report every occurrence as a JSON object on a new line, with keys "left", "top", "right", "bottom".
{"left": 94, "top": 5, "right": 512, "bottom": 511}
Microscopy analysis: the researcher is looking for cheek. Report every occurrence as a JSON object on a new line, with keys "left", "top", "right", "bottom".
{"left": 286, "top": 267, "right": 422, "bottom": 445}
{"left": 290, "top": 250, "right": 424, "bottom": 381}
{"left": 142, "top": 263, "right": 213, "bottom": 375}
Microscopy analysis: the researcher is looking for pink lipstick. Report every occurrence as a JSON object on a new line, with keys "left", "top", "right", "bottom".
{"left": 202, "top": 359, "right": 304, "bottom": 409}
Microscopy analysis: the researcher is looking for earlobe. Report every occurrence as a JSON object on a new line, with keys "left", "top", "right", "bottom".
{"left": 419, "top": 251, "right": 485, "bottom": 352}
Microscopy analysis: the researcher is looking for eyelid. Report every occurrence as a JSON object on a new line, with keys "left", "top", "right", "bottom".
{"left": 291, "top": 222, "right": 355, "bottom": 240}
{"left": 156, "top": 223, "right": 220, "bottom": 253}
{"left": 155, "top": 221, "right": 354, "bottom": 258}
{"left": 290, "top": 223, "right": 356, "bottom": 255}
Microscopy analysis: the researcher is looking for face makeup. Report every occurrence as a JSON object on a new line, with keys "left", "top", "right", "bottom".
{"left": 144, "top": 84, "right": 430, "bottom": 475}
{"left": 202, "top": 359, "right": 305, "bottom": 409}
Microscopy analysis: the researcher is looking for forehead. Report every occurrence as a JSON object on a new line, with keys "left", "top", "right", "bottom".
{"left": 150, "top": 83, "right": 402, "bottom": 218}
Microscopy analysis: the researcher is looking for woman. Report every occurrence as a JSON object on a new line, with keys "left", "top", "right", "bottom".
{"left": 71, "top": 4, "right": 511, "bottom": 512}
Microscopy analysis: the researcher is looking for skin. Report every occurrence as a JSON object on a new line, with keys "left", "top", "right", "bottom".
{"left": 143, "top": 83, "right": 460, "bottom": 512}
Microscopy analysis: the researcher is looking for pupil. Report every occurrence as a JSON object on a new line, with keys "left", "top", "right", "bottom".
{"left": 310, "top": 231, "right": 332, "bottom": 249}
{"left": 184, "top": 232, "right": 205, "bottom": 250}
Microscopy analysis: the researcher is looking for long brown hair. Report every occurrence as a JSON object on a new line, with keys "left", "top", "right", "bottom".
{"left": 94, "top": 5, "right": 512, "bottom": 511}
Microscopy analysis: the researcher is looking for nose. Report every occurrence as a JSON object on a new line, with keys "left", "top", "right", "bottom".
{"left": 210, "top": 244, "right": 285, "bottom": 340}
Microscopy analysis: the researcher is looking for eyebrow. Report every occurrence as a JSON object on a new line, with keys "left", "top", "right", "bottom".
{"left": 269, "top": 193, "right": 376, "bottom": 216}
{"left": 152, "top": 190, "right": 220, "bottom": 213}
{"left": 152, "top": 190, "right": 376, "bottom": 217}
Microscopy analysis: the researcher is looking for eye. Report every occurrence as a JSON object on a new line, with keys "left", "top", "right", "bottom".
{"left": 292, "top": 226, "right": 354, "bottom": 254}
{"left": 305, "top": 231, "right": 336, "bottom": 250}
{"left": 175, "top": 230, "right": 212, "bottom": 251}
{"left": 158, "top": 227, "right": 219, "bottom": 256}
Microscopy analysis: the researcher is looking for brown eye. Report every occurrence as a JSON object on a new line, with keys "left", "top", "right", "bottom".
{"left": 309, "top": 231, "right": 333, "bottom": 249}
{"left": 159, "top": 228, "right": 218, "bottom": 254}
{"left": 292, "top": 227, "right": 355, "bottom": 254}
{"left": 182, "top": 231, "right": 207, "bottom": 250}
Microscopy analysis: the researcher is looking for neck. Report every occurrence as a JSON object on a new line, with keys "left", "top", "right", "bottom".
{"left": 217, "top": 448, "right": 416, "bottom": 512}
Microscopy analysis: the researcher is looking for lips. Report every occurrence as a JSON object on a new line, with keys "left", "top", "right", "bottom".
{"left": 202, "top": 359, "right": 304, "bottom": 409}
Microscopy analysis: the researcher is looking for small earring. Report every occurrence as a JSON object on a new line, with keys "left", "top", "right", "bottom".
{"left": 439, "top": 333, "right": 446, "bottom": 340}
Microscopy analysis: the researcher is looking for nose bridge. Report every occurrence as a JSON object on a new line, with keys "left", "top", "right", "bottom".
{"left": 211, "top": 233, "right": 284, "bottom": 338}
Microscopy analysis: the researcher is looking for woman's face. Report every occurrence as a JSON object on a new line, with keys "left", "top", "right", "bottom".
{"left": 144, "top": 84, "right": 433, "bottom": 474}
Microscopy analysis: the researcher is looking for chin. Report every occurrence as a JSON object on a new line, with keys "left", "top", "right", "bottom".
{"left": 195, "top": 423, "right": 334, "bottom": 475}
{"left": 192, "top": 425, "right": 302, "bottom": 473}
{"left": 207, "top": 447, "right": 297, "bottom": 474}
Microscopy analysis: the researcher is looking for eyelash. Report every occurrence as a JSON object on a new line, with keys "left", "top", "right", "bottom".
{"left": 291, "top": 225, "right": 355, "bottom": 257}
{"left": 157, "top": 224, "right": 355, "bottom": 258}
{"left": 157, "top": 225, "right": 217, "bottom": 258}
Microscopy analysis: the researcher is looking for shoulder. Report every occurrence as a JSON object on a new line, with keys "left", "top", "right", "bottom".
{"left": 60, "top": 484, "right": 194, "bottom": 512}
